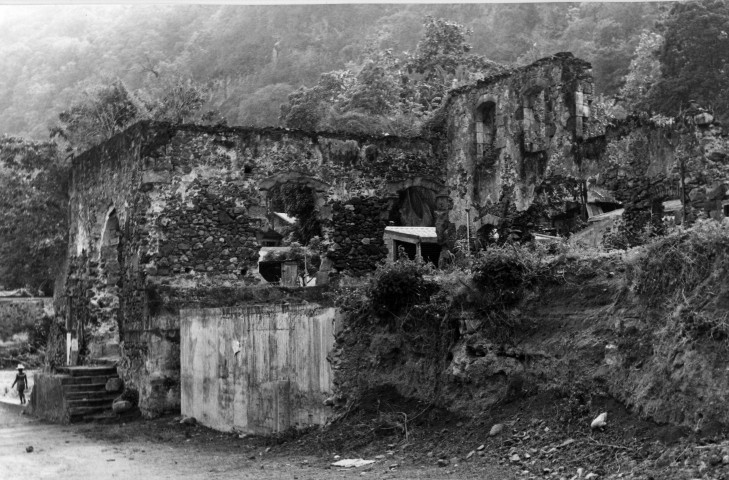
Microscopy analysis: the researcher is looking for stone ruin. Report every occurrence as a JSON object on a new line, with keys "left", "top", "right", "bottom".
{"left": 54, "top": 52, "right": 729, "bottom": 416}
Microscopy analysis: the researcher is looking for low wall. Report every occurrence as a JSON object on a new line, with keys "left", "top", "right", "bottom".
{"left": 27, "top": 372, "right": 67, "bottom": 423}
{"left": 180, "top": 304, "right": 337, "bottom": 434}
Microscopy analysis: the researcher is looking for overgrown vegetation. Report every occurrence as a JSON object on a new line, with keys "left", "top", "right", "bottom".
{"left": 631, "top": 220, "right": 729, "bottom": 342}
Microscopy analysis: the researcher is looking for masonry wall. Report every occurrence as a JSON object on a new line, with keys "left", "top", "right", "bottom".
{"left": 438, "top": 53, "right": 598, "bottom": 244}
{"left": 66, "top": 122, "right": 442, "bottom": 416}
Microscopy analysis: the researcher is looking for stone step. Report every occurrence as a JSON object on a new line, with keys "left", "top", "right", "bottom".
{"left": 60, "top": 375, "right": 117, "bottom": 386}
{"left": 63, "top": 382, "right": 110, "bottom": 392}
{"left": 67, "top": 396, "right": 116, "bottom": 407}
{"left": 68, "top": 405, "right": 111, "bottom": 420}
{"left": 56, "top": 366, "right": 117, "bottom": 377}
{"left": 66, "top": 390, "right": 118, "bottom": 401}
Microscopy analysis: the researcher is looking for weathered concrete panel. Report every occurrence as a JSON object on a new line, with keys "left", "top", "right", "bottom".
{"left": 180, "top": 304, "right": 335, "bottom": 434}
{"left": 27, "top": 373, "right": 67, "bottom": 423}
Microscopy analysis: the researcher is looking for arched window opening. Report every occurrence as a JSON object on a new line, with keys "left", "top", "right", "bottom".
{"left": 267, "top": 183, "right": 322, "bottom": 245}
{"left": 475, "top": 100, "right": 497, "bottom": 161}
{"left": 98, "top": 210, "right": 121, "bottom": 286}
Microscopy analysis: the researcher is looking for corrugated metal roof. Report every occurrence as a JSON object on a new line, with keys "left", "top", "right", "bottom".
{"left": 384, "top": 226, "right": 438, "bottom": 242}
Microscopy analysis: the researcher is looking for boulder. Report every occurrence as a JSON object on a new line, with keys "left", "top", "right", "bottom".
{"left": 105, "top": 377, "right": 123, "bottom": 393}
{"left": 591, "top": 412, "right": 608, "bottom": 429}
{"left": 180, "top": 416, "right": 197, "bottom": 426}
{"left": 706, "top": 183, "right": 727, "bottom": 201}
{"left": 112, "top": 400, "right": 133, "bottom": 414}
{"left": 489, "top": 423, "right": 504, "bottom": 436}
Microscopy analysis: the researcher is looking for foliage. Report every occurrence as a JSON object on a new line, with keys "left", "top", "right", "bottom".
{"left": 0, "top": 4, "right": 667, "bottom": 141}
{"left": 266, "top": 241, "right": 322, "bottom": 281}
{"left": 281, "top": 16, "right": 504, "bottom": 136}
{"left": 51, "top": 80, "right": 144, "bottom": 151}
{"left": 267, "top": 183, "right": 322, "bottom": 244}
{"left": 472, "top": 243, "right": 555, "bottom": 308}
{"left": 143, "top": 75, "right": 211, "bottom": 124}
{"left": 0, "top": 136, "right": 68, "bottom": 292}
{"left": 647, "top": 0, "right": 729, "bottom": 117}
{"left": 370, "top": 258, "right": 436, "bottom": 317}
{"left": 631, "top": 220, "right": 729, "bottom": 342}
{"left": 0, "top": 303, "right": 43, "bottom": 342}
{"left": 620, "top": 32, "right": 663, "bottom": 111}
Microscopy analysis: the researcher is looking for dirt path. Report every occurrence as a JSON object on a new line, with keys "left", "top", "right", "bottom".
{"left": 0, "top": 401, "right": 516, "bottom": 479}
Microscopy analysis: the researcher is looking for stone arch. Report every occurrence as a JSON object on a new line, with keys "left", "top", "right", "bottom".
{"left": 475, "top": 96, "right": 497, "bottom": 160}
{"left": 259, "top": 172, "right": 331, "bottom": 245}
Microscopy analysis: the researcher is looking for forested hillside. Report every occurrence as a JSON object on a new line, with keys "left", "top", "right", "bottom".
{"left": 0, "top": 3, "right": 666, "bottom": 141}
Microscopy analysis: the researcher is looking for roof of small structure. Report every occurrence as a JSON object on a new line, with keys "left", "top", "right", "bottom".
{"left": 273, "top": 212, "right": 297, "bottom": 224}
{"left": 384, "top": 226, "right": 438, "bottom": 243}
{"left": 258, "top": 246, "right": 291, "bottom": 262}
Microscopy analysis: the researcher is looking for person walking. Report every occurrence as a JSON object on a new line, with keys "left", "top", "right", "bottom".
{"left": 11, "top": 364, "right": 28, "bottom": 405}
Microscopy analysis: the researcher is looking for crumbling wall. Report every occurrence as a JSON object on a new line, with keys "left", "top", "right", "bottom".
{"left": 440, "top": 53, "right": 597, "bottom": 243}
{"left": 65, "top": 122, "right": 441, "bottom": 416}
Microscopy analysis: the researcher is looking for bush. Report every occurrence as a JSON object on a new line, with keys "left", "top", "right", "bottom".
{"left": 472, "top": 243, "right": 556, "bottom": 308}
{"left": 632, "top": 220, "right": 729, "bottom": 301}
{"left": 631, "top": 220, "right": 729, "bottom": 342}
{"left": 370, "top": 258, "right": 436, "bottom": 316}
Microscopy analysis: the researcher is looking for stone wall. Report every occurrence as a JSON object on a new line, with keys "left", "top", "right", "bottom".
{"left": 439, "top": 52, "right": 598, "bottom": 242}
{"left": 63, "top": 54, "right": 613, "bottom": 416}
{"left": 65, "top": 122, "right": 441, "bottom": 416}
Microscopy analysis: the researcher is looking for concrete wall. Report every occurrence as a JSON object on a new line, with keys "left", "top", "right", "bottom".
{"left": 27, "top": 373, "right": 67, "bottom": 423}
{"left": 180, "top": 303, "right": 336, "bottom": 434}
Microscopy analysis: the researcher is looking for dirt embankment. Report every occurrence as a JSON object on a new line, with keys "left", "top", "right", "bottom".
{"left": 331, "top": 224, "right": 729, "bottom": 438}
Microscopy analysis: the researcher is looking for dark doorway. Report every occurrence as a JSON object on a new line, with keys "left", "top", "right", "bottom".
{"left": 420, "top": 243, "right": 442, "bottom": 266}
{"left": 259, "top": 262, "right": 282, "bottom": 283}
{"left": 394, "top": 240, "right": 417, "bottom": 260}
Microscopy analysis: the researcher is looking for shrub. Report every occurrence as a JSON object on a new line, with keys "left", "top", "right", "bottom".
{"left": 472, "top": 243, "right": 556, "bottom": 308}
{"left": 370, "top": 258, "right": 436, "bottom": 316}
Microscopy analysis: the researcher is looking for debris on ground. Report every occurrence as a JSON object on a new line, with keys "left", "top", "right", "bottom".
{"left": 331, "top": 459, "right": 375, "bottom": 468}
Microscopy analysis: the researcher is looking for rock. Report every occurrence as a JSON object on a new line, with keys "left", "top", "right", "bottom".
{"left": 179, "top": 416, "right": 197, "bottom": 426}
{"left": 509, "top": 454, "right": 521, "bottom": 463}
{"left": 489, "top": 423, "right": 504, "bottom": 436}
{"left": 706, "top": 183, "right": 727, "bottom": 201}
{"left": 723, "top": 455, "right": 729, "bottom": 465}
{"left": 694, "top": 112, "right": 714, "bottom": 125}
{"left": 590, "top": 412, "right": 607, "bottom": 429}
{"left": 466, "top": 451, "right": 475, "bottom": 460}
{"left": 477, "top": 444, "right": 485, "bottom": 451}
{"left": 112, "top": 400, "right": 132, "bottom": 414}
{"left": 585, "top": 474, "right": 598, "bottom": 480}
{"left": 105, "top": 377, "right": 123, "bottom": 392}
{"left": 26, "top": 446, "right": 33, "bottom": 453}
{"left": 437, "top": 459, "right": 449, "bottom": 467}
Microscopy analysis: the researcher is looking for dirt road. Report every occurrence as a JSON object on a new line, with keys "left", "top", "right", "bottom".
{"left": 0, "top": 400, "right": 517, "bottom": 480}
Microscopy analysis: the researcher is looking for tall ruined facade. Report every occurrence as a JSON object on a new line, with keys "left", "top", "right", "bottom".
{"left": 58, "top": 53, "right": 642, "bottom": 417}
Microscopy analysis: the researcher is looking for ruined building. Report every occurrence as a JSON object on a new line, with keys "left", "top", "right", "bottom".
{"left": 51, "top": 53, "right": 728, "bottom": 430}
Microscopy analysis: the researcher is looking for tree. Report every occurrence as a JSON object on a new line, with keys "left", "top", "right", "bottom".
{"left": 620, "top": 32, "right": 663, "bottom": 111}
{"left": 281, "top": 16, "right": 505, "bottom": 136}
{"left": 52, "top": 80, "right": 145, "bottom": 151}
{"left": 0, "top": 137, "right": 68, "bottom": 294}
{"left": 141, "top": 75, "right": 210, "bottom": 124}
{"left": 647, "top": 0, "right": 729, "bottom": 117}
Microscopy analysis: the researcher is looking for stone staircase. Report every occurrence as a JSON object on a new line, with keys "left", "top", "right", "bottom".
{"left": 55, "top": 365, "right": 120, "bottom": 423}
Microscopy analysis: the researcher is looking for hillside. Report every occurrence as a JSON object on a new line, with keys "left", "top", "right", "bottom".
{"left": 0, "top": 3, "right": 664, "bottom": 140}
